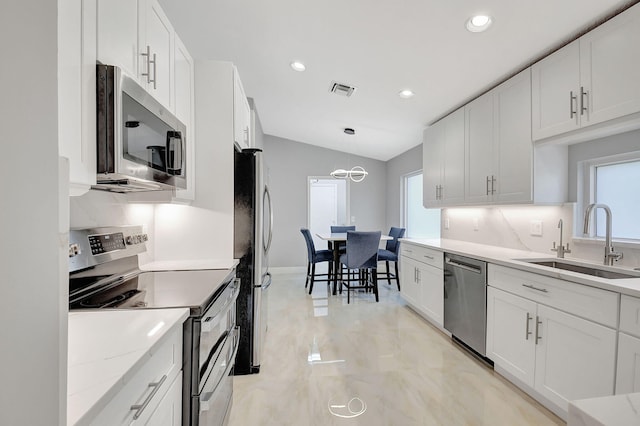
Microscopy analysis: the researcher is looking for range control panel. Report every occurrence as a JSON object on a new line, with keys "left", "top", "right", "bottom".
{"left": 69, "top": 226, "right": 148, "bottom": 273}
{"left": 88, "top": 232, "right": 126, "bottom": 255}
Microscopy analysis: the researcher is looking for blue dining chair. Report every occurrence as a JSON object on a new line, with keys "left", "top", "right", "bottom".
{"left": 378, "top": 227, "right": 406, "bottom": 290}
{"left": 331, "top": 225, "right": 356, "bottom": 233}
{"left": 330, "top": 225, "right": 356, "bottom": 272}
{"left": 339, "top": 231, "right": 381, "bottom": 303}
{"left": 300, "top": 228, "right": 333, "bottom": 294}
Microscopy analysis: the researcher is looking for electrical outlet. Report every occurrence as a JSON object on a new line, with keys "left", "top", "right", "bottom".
{"left": 444, "top": 218, "right": 450, "bottom": 230}
{"left": 351, "top": 216, "right": 356, "bottom": 223}
{"left": 473, "top": 218, "right": 479, "bottom": 231}
{"left": 530, "top": 220, "right": 543, "bottom": 236}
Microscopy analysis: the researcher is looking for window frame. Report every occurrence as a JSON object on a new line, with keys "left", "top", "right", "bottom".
{"left": 401, "top": 169, "right": 423, "bottom": 231}
{"left": 576, "top": 149, "right": 640, "bottom": 244}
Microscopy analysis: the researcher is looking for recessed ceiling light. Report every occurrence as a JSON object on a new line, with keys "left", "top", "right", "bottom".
{"left": 290, "top": 61, "right": 306, "bottom": 72}
{"left": 398, "top": 89, "right": 415, "bottom": 99}
{"left": 466, "top": 14, "right": 492, "bottom": 32}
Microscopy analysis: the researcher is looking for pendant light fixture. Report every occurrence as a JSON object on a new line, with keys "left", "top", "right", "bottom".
{"left": 330, "top": 128, "right": 368, "bottom": 182}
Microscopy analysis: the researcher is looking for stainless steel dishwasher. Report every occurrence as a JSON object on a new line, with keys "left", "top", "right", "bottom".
{"left": 443, "top": 253, "right": 488, "bottom": 358}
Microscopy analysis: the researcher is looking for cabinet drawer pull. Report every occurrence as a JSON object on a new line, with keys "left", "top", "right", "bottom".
{"left": 580, "top": 86, "right": 588, "bottom": 115}
{"left": 424, "top": 255, "right": 434, "bottom": 260}
{"left": 525, "top": 312, "right": 532, "bottom": 340}
{"left": 522, "top": 283, "right": 548, "bottom": 293}
{"left": 130, "top": 375, "right": 167, "bottom": 420}
{"left": 569, "top": 90, "right": 577, "bottom": 118}
{"left": 535, "top": 316, "right": 542, "bottom": 344}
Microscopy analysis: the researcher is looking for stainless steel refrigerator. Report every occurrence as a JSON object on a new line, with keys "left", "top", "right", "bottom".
{"left": 234, "top": 148, "right": 273, "bottom": 374}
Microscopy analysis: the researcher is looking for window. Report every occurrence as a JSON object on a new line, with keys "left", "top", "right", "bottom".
{"left": 403, "top": 171, "right": 440, "bottom": 238}
{"left": 593, "top": 159, "right": 640, "bottom": 240}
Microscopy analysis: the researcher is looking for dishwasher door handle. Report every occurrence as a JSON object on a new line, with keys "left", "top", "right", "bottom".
{"left": 445, "top": 257, "right": 483, "bottom": 274}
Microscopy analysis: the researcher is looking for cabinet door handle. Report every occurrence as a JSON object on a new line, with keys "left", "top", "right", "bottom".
{"left": 486, "top": 176, "right": 491, "bottom": 195}
{"left": 535, "top": 316, "right": 542, "bottom": 344}
{"left": 491, "top": 175, "right": 496, "bottom": 195}
{"left": 522, "top": 283, "right": 548, "bottom": 293}
{"left": 569, "top": 90, "right": 577, "bottom": 118}
{"left": 141, "top": 45, "right": 152, "bottom": 84}
{"left": 525, "top": 312, "right": 532, "bottom": 340}
{"left": 580, "top": 86, "right": 588, "bottom": 115}
{"left": 130, "top": 375, "right": 167, "bottom": 420}
{"left": 150, "top": 53, "right": 157, "bottom": 89}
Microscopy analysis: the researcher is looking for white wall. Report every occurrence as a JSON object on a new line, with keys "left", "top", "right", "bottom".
{"left": 0, "top": 1, "right": 66, "bottom": 424}
{"left": 385, "top": 144, "right": 423, "bottom": 230}
{"left": 264, "top": 135, "right": 387, "bottom": 267}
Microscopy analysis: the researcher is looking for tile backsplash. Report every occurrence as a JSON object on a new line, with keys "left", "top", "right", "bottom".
{"left": 442, "top": 204, "right": 640, "bottom": 268}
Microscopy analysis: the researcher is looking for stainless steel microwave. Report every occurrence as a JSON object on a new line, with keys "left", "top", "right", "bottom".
{"left": 94, "top": 64, "right": 187, "bottom": 193}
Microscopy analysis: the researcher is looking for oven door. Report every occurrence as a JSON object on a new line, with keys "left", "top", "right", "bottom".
{"left": 197, "top": 279, "right": 239, "bottom": 393}
{"left": 193, "top": 326, "right": 239, "bottom": 426}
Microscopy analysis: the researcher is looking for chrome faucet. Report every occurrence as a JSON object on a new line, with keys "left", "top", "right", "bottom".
{"left": 551, "top": 219, "right": 571, "bottom": 258}
{"left": 583, "top": 203, "right": 623, "bottom": 266}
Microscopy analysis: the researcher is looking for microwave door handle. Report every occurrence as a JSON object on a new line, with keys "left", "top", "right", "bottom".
{"left": 166, "top": 131, "right": 183, "bottom": 173}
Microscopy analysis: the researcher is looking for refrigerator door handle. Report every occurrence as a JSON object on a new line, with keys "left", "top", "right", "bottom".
{"left": 264, "top": 185, "right": 273, "bottom": 253}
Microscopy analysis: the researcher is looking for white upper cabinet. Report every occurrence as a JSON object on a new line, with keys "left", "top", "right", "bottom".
{"left": 140, "top": 0, "right": 174, "bottom": 110}
{"left": 464, "top": 91, "right": 495, "bottom": 204}
{"left": 97, "top": 0, "right": 174, "bottom": 110}
{"left": 465, "top": 69, "right": 533, "bottom": 204}
{"left": 422, "top": 107, "right": 465, "bottom": 207}
{"left": 580, "top": 4, "right": 640, "bottom": 127}
{"left": 173, "top": 34, "right": 195, "bottom": 201}
{"left": 58, "top": 0, "right": 97, "bottom": 196}
{"left": 422, "top": 120, "right": 443, "bottom": 207}
{"left": 233, "top": 68, "right": 252, "bottom": 150}
{"left": 494, "top": 69, "right": 533, "bottom": 203}
{"left": 96, "top": 0, "right": 139, "bottom": 79}
{"left": 532, "top": 3, "right": 640, "bottom": 141}
{"left": 531, "top": 41, "right": 581, "bottom": 140}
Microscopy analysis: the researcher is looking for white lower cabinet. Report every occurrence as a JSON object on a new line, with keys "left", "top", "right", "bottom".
{"left": 146, "top": 371, "right": 182, "bottom": 425}
{"left": 487, "top": 285, "right": 617, "bottom": 415}
{"left": 399, "top": 244, "right": 444, "bottom": 327}
{"left": 91, "top": 327, "right": 183, "bottom": 425}
{"left": 616, "top": 332, "right": 640, "bottom": 394}
{"left": 616, "top": 294, "right": 640, "bottom": 394}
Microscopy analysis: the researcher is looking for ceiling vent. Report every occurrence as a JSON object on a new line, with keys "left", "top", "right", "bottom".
{"left": 329, "top": 81, "right": 357, "bottom": 97}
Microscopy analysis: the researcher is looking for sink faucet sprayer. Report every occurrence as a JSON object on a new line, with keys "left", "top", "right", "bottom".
{"left": 551, "top": 219, "right": 571, "bottom": 258}
{"left": 583, "top": 203, "right": 623, "bottom": 266}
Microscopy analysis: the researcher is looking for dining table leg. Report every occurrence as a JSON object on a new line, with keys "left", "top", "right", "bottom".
{"left": 332, "top": 242, "right": 340, "bottom": 295}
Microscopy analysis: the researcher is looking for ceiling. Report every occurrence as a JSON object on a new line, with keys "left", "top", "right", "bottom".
{"left": 159, "top": 0, "right": 636, "bottom": 161}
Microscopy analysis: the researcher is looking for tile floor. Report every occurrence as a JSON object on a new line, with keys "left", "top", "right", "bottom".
{"left": 228, "top": 270, "right": 564, "bottom": 425}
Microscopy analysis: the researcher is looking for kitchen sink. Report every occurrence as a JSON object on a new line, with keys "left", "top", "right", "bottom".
{"left": 517, "top": 259, "right": 640, "bottom": 280}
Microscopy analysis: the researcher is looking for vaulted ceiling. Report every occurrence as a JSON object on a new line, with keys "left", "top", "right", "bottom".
{"left": 159, "top": 0, "right": 636, "bottom": 161}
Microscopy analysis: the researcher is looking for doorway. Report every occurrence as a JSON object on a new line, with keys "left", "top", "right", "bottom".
{"left": 308, "top": 177, "right": 348, "bottom": 249}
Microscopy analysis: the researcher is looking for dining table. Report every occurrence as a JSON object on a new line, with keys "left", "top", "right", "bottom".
{"left": 315, "top": 232, "right": 393, "bottom": 295}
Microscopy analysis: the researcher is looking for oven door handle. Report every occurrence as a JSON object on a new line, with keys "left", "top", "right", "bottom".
{"left": 200, "top": 326, "right": 239, "bottom": 412}
{"left": 201, "top": 279, "right": 240, "bottom": 333}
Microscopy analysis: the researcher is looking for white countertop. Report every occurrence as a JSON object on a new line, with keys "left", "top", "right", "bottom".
{"left": 400, "top": 238, "right": 640, "bottom": 298}
{"left": 568, "top": 393, "right": 640, "bottom": 425}
{"left": 67, "top": 308, "right": 189, "bottom": 425}
{"left": 140, "top": 258, "right": 239, "bottom": 271}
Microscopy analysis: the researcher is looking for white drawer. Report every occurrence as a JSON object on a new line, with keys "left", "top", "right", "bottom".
{"left": 620, "top": 295, "right": 640, "bottom": 338}
{"left": 399, "top": 243, "right": 443, "bottom": 269}
{"left": 92, "top": 327, "right": 183, "bottom": 426}
{"left": 488, "top": 264, "right": 619, "bottom": 328}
